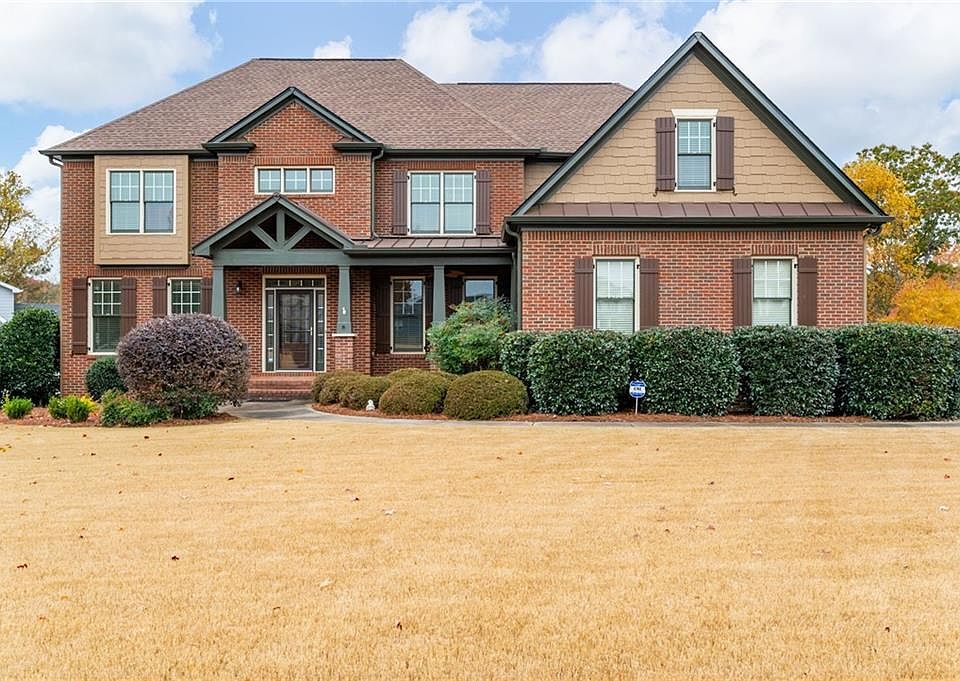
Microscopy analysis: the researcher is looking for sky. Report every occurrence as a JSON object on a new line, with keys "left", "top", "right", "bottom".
{"left": 2, "top": 1, "right": 959, "bottom": 281}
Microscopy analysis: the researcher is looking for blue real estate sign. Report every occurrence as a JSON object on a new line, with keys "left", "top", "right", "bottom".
{"left": 629, "top": 380, "right": 646, "bottom": 399}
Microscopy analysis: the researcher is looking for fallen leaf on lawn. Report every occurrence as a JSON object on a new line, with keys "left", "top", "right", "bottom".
{"left": 383, "top": 509, "right": 396, "bottom": 516}
{"left": 938, "top": 505, "right": 949, "bottom": 512}
{"left": 16, "top": 563, "right": 27, "bottom": 569}
{"left": 227, "top": 477, "right": 235, "bottom": 481}
{"left": 395, "top": 620, "right": 402, "bottom": 630}
{"left": 318, "top": 578, "right": 335, "bottom": 590}
{"left": 170, "top": 555, "right": 180, "bottom": 561}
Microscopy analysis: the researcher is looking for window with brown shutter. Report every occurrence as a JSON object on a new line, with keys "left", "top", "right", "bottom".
{"left": 797, "top": 256, "right": 818, "bottom": 326}
{"left": 732, "top": 258, "right": 752, "bottom": 327}
{"left": 655, "top": 117, "right": 676, "bottom": 191}
{"left": 120, "top": 278, "right": 137, "bottom": 337}
{"left": 573, "top": 257, "right": 594, "bottom": 328}
{"left": 475, "top": 169, "right": 492, "bottom": 234}
{"left": 71, "top": 277, "right": 88, "bottom": 355}
{"left": 638, "top": 258, "right": 660, "bottom": 328}
{"left": 391, "top": 170, "right": 408, "bottom": 235}
{"left": 715, "top": 116, "right": 735, "bottom": 191}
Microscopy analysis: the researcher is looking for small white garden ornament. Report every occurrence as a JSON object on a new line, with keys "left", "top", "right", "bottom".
{"left": 365, "top": 399, "right": 376, "bottom": 411}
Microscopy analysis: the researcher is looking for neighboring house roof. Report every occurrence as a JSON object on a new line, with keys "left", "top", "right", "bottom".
{"left": 0, "top": 281, "right": 22, "bottom": 294}
{"left": 515, "top": 32, "right": 887, "bottom": 221}
{"left": 512, "top": 201, "right": 876, "bottom": 224}
{"left": 440, "top": 83, "right": 633, "bottom": 155}
{"left": 42, "top": 59, "right": 627, "bottom": 155}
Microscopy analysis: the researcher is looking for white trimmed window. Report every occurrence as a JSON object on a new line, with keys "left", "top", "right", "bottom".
{"left": 90, "top": 279, "right": 122, "bottom": 353}
{"left": 256, "top": 167, "right": 335, "bottom": 194}
{"left": 463, "top": 278, "right": 496, "bottom": 303}
{"left": 677, "top": 119, "right": 712, "bottom": 190}
{"left": 595, "top": 260, "right": 635, "bottom": 332}
{"left": 752, "top": 258, "right": 795, "bottom": 326}
{"left": 108, "top": 170, "right": 174, "bottom": 233}
{"left": 410, "top": 172, "right": 474, "bottom": 234}
{"left": 169, "top": 279, "right": 202, "bottom": 315}
{"left": 391, "top": 278, "right": 425, "bottom": 353}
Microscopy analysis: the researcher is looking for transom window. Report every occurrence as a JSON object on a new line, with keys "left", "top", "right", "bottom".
{"left": 463, "top": 278, "right": 496, "bottom": 303}
{"left": 169, "top": 279, "right": 202, "bottom": 315}
{"left": 677, "top": 119, "right": 712, "bottom": 190}
{"left": 256, "top": 167, "right": 335, "bottom": 194}
{"left": 410, "top": 172, "right": 474, "bottom": 234}
{"left": 109, "top": 170, "right": 174, "bottom": 233}
{"left": 392, "top": 278, "right": 425, "bottom": 353}
{"left": 595, "top": 260, "right": 635, "bottom": 333}
{"left": 90, "top": 279, "right": 122, "bottom": 353}
{"left": 752, "top": 259, "right": 795, "bottom": 326}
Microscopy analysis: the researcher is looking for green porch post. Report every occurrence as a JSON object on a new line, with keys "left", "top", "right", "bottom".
{"left": 432, "top": 264, "right": 446, "bottom": 324}
{"left": 336, "top": 265, "right": 352, "bottom": 334}
{"left": 212, "top": 265, "right": 226, "bottom": 319}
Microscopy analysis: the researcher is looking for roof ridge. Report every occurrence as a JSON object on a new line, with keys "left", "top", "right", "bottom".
{"left": 253, "top": 57, "right": 402, "bottom": 62}
{"left": 447, "top": 81, "right": 629, "bottom": 86}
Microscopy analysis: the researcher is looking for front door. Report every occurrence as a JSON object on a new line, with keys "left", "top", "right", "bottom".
{"left": 276, "top": 290, "right": 313, "bottom": 370}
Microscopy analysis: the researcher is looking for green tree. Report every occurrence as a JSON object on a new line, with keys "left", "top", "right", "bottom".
{"left": 0, "top": 171, "right": 57, "bottom": 288}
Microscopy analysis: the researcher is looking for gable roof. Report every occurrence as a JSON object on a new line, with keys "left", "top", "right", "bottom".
{"left": 515, "top": 32, "right": 886, "bottom": 220}
{"left": 0, "top": 281, "right": 22, "bottom": 294}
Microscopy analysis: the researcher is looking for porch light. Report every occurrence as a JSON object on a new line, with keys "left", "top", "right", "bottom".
{"left": 235, "top": 280, "right": 243, "bottom": 295}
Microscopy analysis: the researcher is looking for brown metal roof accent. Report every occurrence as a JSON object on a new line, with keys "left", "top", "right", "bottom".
{"left": 357, "top": 236, "right": 506, "bottom": 250}
{"left": 522, "top": 202, "right": 875, "bottom": 220}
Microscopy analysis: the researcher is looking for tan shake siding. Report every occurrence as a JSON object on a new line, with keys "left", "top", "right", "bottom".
{"left": 93, "top": 155, "right": 190, "bottom": 265}
{"left": 523, "top": 161, "right": 562, "bottom": 198}
{"left": 549, "top": 54, "right": 842, "bottom": 204}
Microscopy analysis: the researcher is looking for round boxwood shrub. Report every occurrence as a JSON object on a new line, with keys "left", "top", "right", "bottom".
{"left": 528, "top": 330, "right": 630, "bottom": 415}
{"left": 378, "top": 372, "right": 450, "bottom": 415}
{"left": 443, "top": 370, "right": 528, "bottom": 420}
{"left": 339, "top": 375, "right": 391, "bottom": 410}
{"left": 634, "top": 327, "right": 739, "bottom": 416}
{"left": 835, "top": 324, "right": 960, "bottom": 420}
{"left": 316, "top": 370, "right": 363, "bottom": 404}
{"left": 499, "top": 331, "right": 544, "bottom": 388}
{"left": 85, "top": 356, "right": 125, "bottom": 400}
{"left": 100, "top": 392, "right": 170, "bottom": 427}
{"left": 3, "top": 396, "right": 33, "bottom": 419}
{"left": 732, "top": 326, "right": 838, "bottom": 416}
{"left": 386, "top": 367, "right": 430, "bottom": 384}
{"left": 116, "top": 315, "right": 249, "bottom": 419}
{"left": 0, "top": 308, "right": 59, "bottom": 404}
{"left": 426, "top": 299, "right": 513, "bottom": 374}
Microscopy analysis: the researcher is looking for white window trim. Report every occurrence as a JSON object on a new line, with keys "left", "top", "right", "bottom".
{"left": 167, "top": 277, "right": 203, "bottom": 316}
{"left": 751, "top": 257, "right": 798, "bottom": 327}
{"left": 254, "top": 166, "right": 336, "bottom": 196}
{"left": 593, "top": 257, "right": 639, "bottom": 333}
{"left": 88, "top": 277, "right": 122, "bottom": 356}
{"left": 671, "top": 111, "right": 717, "bottom": 193}
{"left": 260, "top": 275, "right": 328, "bottom": 373}
{"left": 461, "top": 276, "right": 498, "bottom": 302}
{"left": 105, "top": 168, "right": 177, "bottom": 235}
{"left": 389, "top": 276, "right": 427, "bottom": 354}
{"left": 407, "top": 171, "right": 477, "bottom": 235}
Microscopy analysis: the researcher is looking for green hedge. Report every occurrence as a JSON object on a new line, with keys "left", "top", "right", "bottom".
{"left": 732, "top": 326, "right": 838, "bottom": 416}
{"left": 378, "top": 372, "right": 450, "bottom": 415}
{"left": 836, "top": 324, "right": 960, "bottom": 420}
{"left": 85, "top": 357, "right": 125, "bottom": 400}
{"left": 632, "top": 327, "right": 739, "bottom": 416}
{"left": 426, "top": 299, "right": 512, "bottom": 374}
{"left": 339, "top": 375, "right": 391, "bottom": 410}
{"left": 499, "top": 331, "right": 544, "bottom": 389}
{"left": 443, "top": 370, "right": 528, "bottom": 420}
{"left": 0, "top": 308, "right": 59, "bottom": 404}
{"left": 528, "top": 330, "right": 629, "bottom": 415}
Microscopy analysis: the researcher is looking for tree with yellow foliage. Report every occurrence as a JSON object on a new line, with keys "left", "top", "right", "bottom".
{"left": 885, "top": 275, "right": 960, "bottom": 327}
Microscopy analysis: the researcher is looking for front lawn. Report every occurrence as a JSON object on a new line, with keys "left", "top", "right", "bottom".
{"left": 2, "top": 421, "right": 959, "bottom": 679}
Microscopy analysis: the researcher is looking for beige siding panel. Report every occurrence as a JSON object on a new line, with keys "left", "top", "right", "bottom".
{"left": 93, "top": 155, "right": 190, "bottom": 265}
{"left": 550, "top": 55, "right": 842, "bottom": 204}
{"left": 523, "top": 161, "right": 562, "bottom": 198}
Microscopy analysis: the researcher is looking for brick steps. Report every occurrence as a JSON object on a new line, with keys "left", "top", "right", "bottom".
{"left": 246, "top": 374, "right": 316, "bottom": 401}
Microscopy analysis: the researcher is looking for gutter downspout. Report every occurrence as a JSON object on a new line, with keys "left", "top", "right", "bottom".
{"left": 503, "top": 222, "right": 522, "bottom": 328}
{"left": 369, "top": 146, "right": 385, "bottom": 239}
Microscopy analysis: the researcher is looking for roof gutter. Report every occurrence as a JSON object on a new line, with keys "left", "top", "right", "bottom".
{"left": 506, "top": 215, "right": 892, "bottom": 228}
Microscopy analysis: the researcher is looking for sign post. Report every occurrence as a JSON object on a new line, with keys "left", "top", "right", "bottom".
{"left": 629, "top": 379, "right": 646, "bottom": 414}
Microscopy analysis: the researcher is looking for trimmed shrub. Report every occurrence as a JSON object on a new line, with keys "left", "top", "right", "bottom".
{"left": 378, "top": 372, "right": 450, "bottom": 414}
{"left": 64, "top": 395, "right": 98, "bottom": 423}
{"left": 116, "top": 315, "right": 249, "bottom": 419}
{"left": 316, "top": 370, "right": 364, "bottom": 404}
{"left": 47, "top": 396, "right": 68, "bottom": 420}
{"left": 339, "top": 375, "right": 391, "bottom": 410}
{"left": 443, "top": 370, "right": 528, "bottom": 420}
{"left": 0, "top": 308, "right": 59, "bottom": 404}
{"left": 499, "top": 331, "right": 544, "bottom": 389}
{"left": 528, "top": 330, "right": 630, "bottom": 415}
{"left": 732, "top": 326, "right": 839, "bottom": 416}
{"left": 426, "top": 299, "right": 513, "bottom": 374}
{"left": 85, "top": 357, "right": 125, "bottom": 400}
{"left": 100, "top": 393, "right": 170, "bottom": 427}
{"left": 835, "top": 324, "right": 960, "bottom": 420}
{"left": 633, "top": 327, "right": 739, "bottom": 416}
{"left": 386, "top": 367, "right": 431, "bottom": 384}
{"left": 3, "top": 396, "right": 33, "bottom": 419}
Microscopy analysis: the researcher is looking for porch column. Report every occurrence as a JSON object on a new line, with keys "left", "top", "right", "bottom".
{"left": 212, "top": 265, "right": 226, "bottom": 319}
{"left": 432, "top": 264, "right": 446, "bottom": 324}
{"left": 336, "top": 265, "right": 352, "bottom": 334}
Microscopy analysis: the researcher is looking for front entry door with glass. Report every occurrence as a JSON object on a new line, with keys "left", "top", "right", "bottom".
{"left": 264, "top": 278, "right": 326, "bottom": 372}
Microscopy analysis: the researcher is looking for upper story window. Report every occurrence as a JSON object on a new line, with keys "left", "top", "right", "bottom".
{"left": 410, "top": 172, "right": 474, "bottom": 234}
{"left": 108, "top": 170, "right": 174, "bottom": 233}
{"left": 676, "top": 119, "right": 713, "bottom": 190}
{"left": 752, "top": 258, "right": 795, "bottom": 326}
{"left": 256, "top": 167, "right": 335, "bottom": 195}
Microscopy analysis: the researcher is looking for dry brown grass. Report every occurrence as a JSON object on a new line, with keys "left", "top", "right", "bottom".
{"left": 2, "top": 420, "right": 959, "bottom": 680}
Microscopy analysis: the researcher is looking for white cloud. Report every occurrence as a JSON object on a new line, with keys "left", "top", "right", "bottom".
{"left": 534, "top": 3, "right": 679, "bottom": 85}
{"left": 0, "top": 2, "right": 215, "bottom": 110}
{"left": 11, "top": 125, "right": 81, "bottom": 228}
{"left": 313, "top": 36, "right": 353, "bottom": 59}
{"left": 401, "top": 2, "right": 518, "bottom": 81}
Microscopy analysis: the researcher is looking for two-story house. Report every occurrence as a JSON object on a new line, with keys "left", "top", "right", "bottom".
{"left": 43, "top": 33, "right": 887, "bottom": 398}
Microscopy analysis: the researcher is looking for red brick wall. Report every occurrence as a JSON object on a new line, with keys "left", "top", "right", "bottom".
{"left": 520, "top": 228, "right": 866, "bottom": 331}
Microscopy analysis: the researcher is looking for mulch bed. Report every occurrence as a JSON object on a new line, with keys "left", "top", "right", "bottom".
{"left": 0, "top": 408, "right": 237, "bottom": 428}
{"left": 313, "top": 404, "right": 871, "bottom": 423}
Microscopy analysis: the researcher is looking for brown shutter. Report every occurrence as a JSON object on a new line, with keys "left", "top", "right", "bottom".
{"left": 200, "top": 277, "right": 213, "bottom": 314}
{"left": 391, "top": 170, "right": 408, "bottom": 236}
{"left": 732, "top": 258, "right": 752, "bottom": 327}
{"left": 152, "top": 277, "right": 167, "bottom": 317}
{"left": 655, "top": 117, "right": 676, "bottom": 191}
{"left": 715, "top": 116, "right": 735, "bottom": 191}
{"left": 374, "top": 277, "right": 391, "bottom": 354}
{"left": 475, "top": 169, "right": 492, "bottom": 235}
{"left": 573, "top": 257, "right": 594, "bottom": 329}
{"left": 638, "top": 258, "right": 660, "bottom": 329}
{"left": 71, "top": 278, "right": 88, "bottom": 355}
{"left": 445, "top": 275, "right": 463, "bottom": 314}
{"left": 797, "top": 256, "right": 818, "bottom": 326}
{"left": 120, "top": 277, "right": 137, "bottom": 338}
